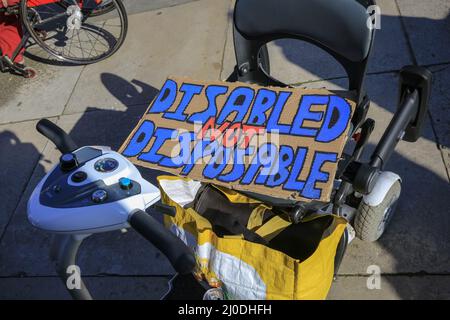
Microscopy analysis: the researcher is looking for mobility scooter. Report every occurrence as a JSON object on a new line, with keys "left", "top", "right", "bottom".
{"left": 27, "top": 0, "right": 431, "bottom": 299}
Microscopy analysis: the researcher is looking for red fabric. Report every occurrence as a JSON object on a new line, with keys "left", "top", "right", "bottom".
{"left": 27, "top": 0, "right": 61, "bottom": 6}
{"left": 0, "top": 1, "right": 104, "bottom": 9}
{"left": 0, "top": 0, "right": 20, "bottom": 8}
{"left": 0, "top": 0, "right": 23, "bottom": 63}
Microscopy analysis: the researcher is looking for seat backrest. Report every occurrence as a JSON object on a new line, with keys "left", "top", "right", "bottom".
{"left": 232, "top": 0, "right": 377, "bottom": 103}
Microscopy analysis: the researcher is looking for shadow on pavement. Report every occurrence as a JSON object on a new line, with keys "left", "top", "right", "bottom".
{"left": 0, "top": 131, "right": 46, "bottom": 238}
{"left": 100, "top": 73, "right": 158, "bottom": 109}
{"left": 347, "top": 141, "right": 450, "bottom": 299}
{"left": 269, "top": 13, "right": 450, "bottom": 86}
{"left": 265, "top": 13, "right": 450, "bottom": 299}
{"left": 57, "top": 74, "right": 174, "bottom": 299}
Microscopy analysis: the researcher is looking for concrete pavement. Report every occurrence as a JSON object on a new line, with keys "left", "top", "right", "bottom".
{"left": 0, "top": 0, "right": 449, "bottom": 299}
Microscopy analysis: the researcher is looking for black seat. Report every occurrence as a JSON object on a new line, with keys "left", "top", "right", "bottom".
{"left": 229, "top": 0, "right": 377, "bottom": 208}
{"left": 235, "top": 0, "right": 373, "bottom": 62}
{"left": 231, "top": 0, "right": 376, "bottom": 102}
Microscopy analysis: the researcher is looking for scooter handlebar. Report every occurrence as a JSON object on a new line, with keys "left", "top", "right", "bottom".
{"left": 129, "top": 210, "right": 196, "bottom": 275}
{"left": 36, "top": 119, "right": 78, "bottom": 154}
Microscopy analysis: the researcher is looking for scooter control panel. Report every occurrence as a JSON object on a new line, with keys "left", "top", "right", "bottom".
{"left": 27, "top": 146, "right": 161, "bottom": 234}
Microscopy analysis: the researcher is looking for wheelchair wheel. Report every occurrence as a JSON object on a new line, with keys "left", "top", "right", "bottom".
{"left": 354, "top": 180, "right": 401, "bottom": 242}
{"left": 20, "top": 0, "right": 128, "bottom": 65}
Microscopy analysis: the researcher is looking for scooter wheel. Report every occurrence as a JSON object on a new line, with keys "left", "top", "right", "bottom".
{"left": 354, "top": 180, "right": 401, "bottom": 242}
{"left": 23, "top": 67, "right": 37, "bottom": 79}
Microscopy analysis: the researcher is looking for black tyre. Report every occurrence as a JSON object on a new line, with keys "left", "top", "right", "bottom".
{"left": 354, "top": 180, "right": 401, "bottom": 242}
{"left": 20, "top": 0, "right": 128, "bottom": 65}
{"left": 23, "top": 66, "right": 38, "bottom": 78}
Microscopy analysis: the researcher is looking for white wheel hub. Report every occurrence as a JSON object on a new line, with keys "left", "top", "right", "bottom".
{"left": 66, "top": 5, "right": 83, "bottom": 30}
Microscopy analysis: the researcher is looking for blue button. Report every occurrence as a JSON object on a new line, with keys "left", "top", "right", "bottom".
{"left": 119, "top": 177, "right": 133, "bottom": 190}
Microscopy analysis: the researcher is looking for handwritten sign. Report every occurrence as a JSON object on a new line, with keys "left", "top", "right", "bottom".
{"left": 119, "top": 77, "right": 356, "bottom": 202}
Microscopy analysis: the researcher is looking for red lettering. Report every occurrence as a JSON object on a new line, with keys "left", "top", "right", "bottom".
{"left": 198, "top": 118, "right": 265, "bottom": 149}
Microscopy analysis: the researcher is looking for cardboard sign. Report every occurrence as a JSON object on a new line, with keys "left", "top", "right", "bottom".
{"left": 119, "top": 77, "right": 356, "bottom": 202}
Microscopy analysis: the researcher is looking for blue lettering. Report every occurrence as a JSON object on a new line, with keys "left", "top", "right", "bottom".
{"left": 241, "top": 143, "right": 277, "bottom": 185}
{"left": 267, "top": 91, "right": 292, "bottom": 134}
{"left": 164, "top": 83, "right": 203, "bottom": 121}
{"left": 138, "top": 127, "right": 174, "bottom": 164}
{"left": 284, "top": 147, "right": 308, "bottom": 191}
{"left": 316, "top": 96, "right": 351, "bottom": 142}
{"left": 266, "top": 145, "right": 294, "bottom": 187}
{"left": 188, "top": 85, "right": 228, "bottom": 123}
{"left": 203, "top": 146, "right": 231, "bottom": 179}
{"left": 247, "top": 89, "right": 277, "bottom": 126}
{"left": 301, "top": 152, "right": 337, "bottom": 199}
{"left": 122, "top": 121, "right": 155, "bottom": 157}
{"left": 159, "top": 131, "right": 195, "bottom": 168}
{"left": 216, "top": 87, "right": 254, "bottom": 124}
{"left": 147, "top": 79, "right": 177, "bottom": 114}
{"left": 290, "top": 95, "right": 327, "bottom": 137}
{"left": 218, "top": 146, "right": 253, "bottom": 183}
{"left": 181, "top": 139, "right": 218, "bottom": 175}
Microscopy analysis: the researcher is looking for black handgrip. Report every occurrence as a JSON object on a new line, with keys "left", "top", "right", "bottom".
{"left": 36, "top": 119, "right": 78, "bottom": 154}
{"left": 153, "top": 202, "right": 177, "bottom": 217}
{"left": 129, "top": 210, "right": 196, "bottom": 274}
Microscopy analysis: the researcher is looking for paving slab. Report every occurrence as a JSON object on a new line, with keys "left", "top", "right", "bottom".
{"left": 396, "top": 0, "right": 450, "bottom": 65}
{"left": 427, "top": 64, "right": 450, "bottom": 148}
{"left": 0, "top": 276, "right": 170, "bottom": 299}
{"left": 0, "top": 60, "right": 83, "bottom": 124}
{"left": 64, "top": 0, "right": 231, "bottom": 114}
{"left": 222, "top": 0, "right": 412, "bottom": 85}
{"left": 121, "top": 0, "right": 199, "bottom": 15}
{"left": 220, "top": 0, "right": 236, "bottom": 81}
{"left": 328, "top": 275, "right": 450, "bottom": 300}
{"left": 442, "top": 147, "right": 450, "bottom": 179}
{"left": 367, "top": 0, "right": 414, "bottom": 72}
{"left": 0, "top": 119, "right": 51, "bottom": 236}
{"left": 2, "top": 274, "right": 449, "bottom": 299}
{"left": 0, "top": 108, "right": 173, "bottom": 277}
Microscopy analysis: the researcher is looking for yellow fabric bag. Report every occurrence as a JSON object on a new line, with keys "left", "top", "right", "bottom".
{"left": 157, "top": 175, "right": 347, "bottom": 300}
